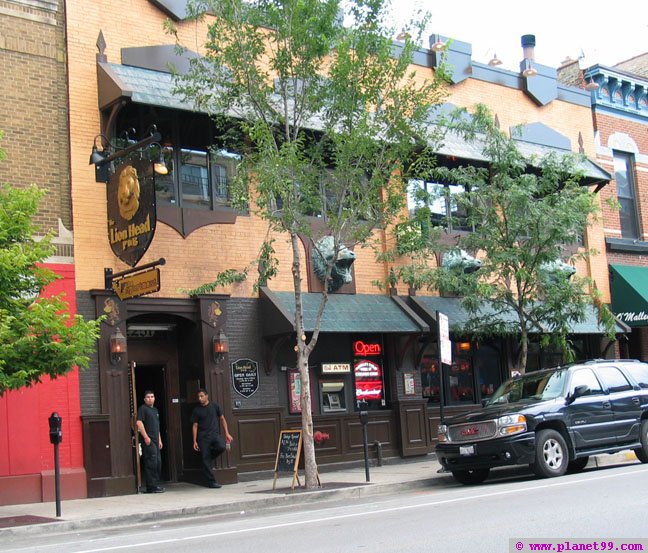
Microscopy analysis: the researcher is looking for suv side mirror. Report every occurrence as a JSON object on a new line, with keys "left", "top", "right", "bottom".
{"left": 567, "top": 384, "right": 590, "bottom": 404}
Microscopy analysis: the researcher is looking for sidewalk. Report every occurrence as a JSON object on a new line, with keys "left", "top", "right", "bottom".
{"left": 0, "top": 451, "right": 639, "bottom": 538}
{"left": 0, "top": 456, "right": 443, "bottom": 538}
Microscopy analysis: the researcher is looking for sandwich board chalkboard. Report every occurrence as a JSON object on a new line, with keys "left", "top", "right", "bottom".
{"left": 273, "top": 430, "right": 302, "bottom": 490}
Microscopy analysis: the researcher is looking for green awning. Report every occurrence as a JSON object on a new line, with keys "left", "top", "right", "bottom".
{"left": 610, "top": 264, "right": 648, "bottom": 327}
{"left": 261, "top": 288, "right": 428, "bottom": 335}
{"left": 410, "top": 295, "right": 627, "bottom": 335}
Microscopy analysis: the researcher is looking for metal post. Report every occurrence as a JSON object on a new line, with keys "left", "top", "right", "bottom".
{"left": 437, "top": 311, "right": 445, "bottom": 424}
{"left": 359, "top": 403, "right": 370, "bottom": 482}
{"left": 54, "top": 442, "right": 61, "bottom": 517}
{"left": 49, "top": 412, "right": 62, "bottom": 517}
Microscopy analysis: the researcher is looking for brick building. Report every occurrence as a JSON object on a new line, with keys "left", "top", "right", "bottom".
{"left": 0, "top": 0, "right": 84, "bottom": 505}
{"left": 560, "top": 54, "right": 648, "bottom": 362}
{"left": 18, "top": 0, "right": 621, "bottom": 501}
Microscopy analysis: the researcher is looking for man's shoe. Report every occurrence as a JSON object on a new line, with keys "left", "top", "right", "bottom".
{"left": 208, "top": 482, "right": 222, "bottom": 489}
{"left": 147, "top": 486, "right": 165, "bottom": 493}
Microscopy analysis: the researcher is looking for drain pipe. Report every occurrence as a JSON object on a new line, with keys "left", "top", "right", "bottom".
{"left": 374, "top": 440, "right": 383, "bottom": 466}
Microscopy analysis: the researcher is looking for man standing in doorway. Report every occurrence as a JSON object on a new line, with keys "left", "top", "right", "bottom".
{"left": 191, "top": 388, "right": 233, "bottom": 488}
{"left": 136, "top": 390, "right": 165, "bottom": 493}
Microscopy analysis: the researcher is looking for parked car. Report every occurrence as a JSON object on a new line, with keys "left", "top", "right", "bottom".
{"left": 436, "top": 359, "right": 648, "bottom": 484}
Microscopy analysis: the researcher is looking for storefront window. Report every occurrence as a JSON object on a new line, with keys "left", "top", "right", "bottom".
{"left": 352, "top": 336, "right": 387, "bottom": 409}
{"left": 448, "top": 353, "right": 474, "bottom": 403}
{"left": 420, "top": 340, "right": 504, "bottom": 405}
{"left": 473, "top": 344, "right": 500, "bottom": 399}
{"left": 421, "top": 353, "right": 441, "bottom": 402}
{"left": 527, "top": 340, "right": 564, "bottom": 372}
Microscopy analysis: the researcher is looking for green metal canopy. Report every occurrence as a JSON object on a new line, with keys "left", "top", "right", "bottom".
{"left": 261, "top": 288, "right": 428, "bottom": 335}
{"left": 410, "top": 295, "right": 627, "bottom": 335}
{"left": 610, "top": 264, "right": 648, "bottom": 327}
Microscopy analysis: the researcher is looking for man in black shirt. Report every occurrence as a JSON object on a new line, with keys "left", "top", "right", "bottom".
{"left": 136, "top": 390, "right": 164, "bottom": 493}
{"left": 191, "top": 388, "right": 233, "bottom": 488}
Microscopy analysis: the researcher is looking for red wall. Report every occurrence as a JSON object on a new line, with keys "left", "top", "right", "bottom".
{"left": 0, "top": 263, "right": 87, "bottom": 505}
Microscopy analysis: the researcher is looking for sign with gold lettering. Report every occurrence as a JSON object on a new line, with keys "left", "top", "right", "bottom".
{"left": 107, "top": 158, "right": 156, "bottom": 267}
{"left": 112, "top": 267, "right": 161, "bottom": 300}
{"left": 231, "top": 358, "right": 259, "bottom": 398}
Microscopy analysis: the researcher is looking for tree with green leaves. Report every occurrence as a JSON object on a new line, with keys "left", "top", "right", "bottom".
{"left": 171, "top": 0, "right": 448, "bottom": 487}
{"left": 400, "top": 106, "right": 616, "bottom": 372}
{"left": 0, "top": 135, "right": 101, "bottom": 394}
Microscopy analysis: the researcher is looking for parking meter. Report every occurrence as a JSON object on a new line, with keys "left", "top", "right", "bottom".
{"left": 49, "top": 412, "right": 62, "bottom": 445}
{"left": 48, "top": 412, "right": 63, "bottom": 517}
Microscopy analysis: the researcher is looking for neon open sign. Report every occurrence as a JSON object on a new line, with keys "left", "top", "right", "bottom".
{"left": 353, "top": 340, "right": 382, "bottom": 357}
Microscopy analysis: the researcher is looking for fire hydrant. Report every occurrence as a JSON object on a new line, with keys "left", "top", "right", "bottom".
{"left": 313, "top": 431, "right": 330, "bottom": 444}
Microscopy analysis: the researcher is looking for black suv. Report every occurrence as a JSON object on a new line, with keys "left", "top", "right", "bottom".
{"left": 436, "top": 359, "right": 648, "bottom": 484}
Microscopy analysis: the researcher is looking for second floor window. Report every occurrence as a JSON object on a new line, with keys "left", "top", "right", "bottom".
{"left": 408, "top": 180, "right": 472, "bottom": 232}
{"left": 613, "top": 151, "right": 640, "bottom": 239}
{"left": 116, "top": 106, "right": 241, "bottom": 212}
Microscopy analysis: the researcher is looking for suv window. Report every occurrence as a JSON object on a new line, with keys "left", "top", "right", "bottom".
{"left": 569, "top": 369, "right": 603, "bottom": 395}
{"left": 625, "top": 364, "right": 648, "bottom": 389}
{"left": 596, "top": 366, "right": 633, "bottom": 392}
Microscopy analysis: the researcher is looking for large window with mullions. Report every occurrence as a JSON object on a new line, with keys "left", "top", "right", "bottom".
{"left": 613, "top": 151, "right": 640, "bottom": 239}
{"left": 115, "top": 105, "right": 241, "bottom": 212}
{"left": 407, "top": 180, "right": 472, "bottom": 232}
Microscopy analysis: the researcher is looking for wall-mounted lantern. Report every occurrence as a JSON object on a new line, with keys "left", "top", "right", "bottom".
{"left": 212, "top": 330, "right": 229, "bottom": 363}
{"left": 109, "top": 327, "right": 127, "bottom": 365}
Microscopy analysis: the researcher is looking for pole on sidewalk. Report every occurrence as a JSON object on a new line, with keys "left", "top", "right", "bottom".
{"left": 359, "top": 402, "right": 370, "bottom": 482}
{"left": 48, "top": 412, "right": 63, "bottom": 517}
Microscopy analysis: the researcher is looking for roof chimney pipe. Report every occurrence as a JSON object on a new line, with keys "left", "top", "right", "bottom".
{"left": 521, "top": 34, "right": 536, "bottom": 60}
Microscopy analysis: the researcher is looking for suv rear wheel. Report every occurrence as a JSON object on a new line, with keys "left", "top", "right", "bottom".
{"left": 532, "top": 429, "right": 568, "bottom": 478}
{"left": 634, "top": 420, "right": 648, "bottom": 463}
{"left": 451, "top": 468, "right": 490, "bottom": 485}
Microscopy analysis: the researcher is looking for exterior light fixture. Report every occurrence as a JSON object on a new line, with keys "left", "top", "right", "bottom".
{"left": 89, "top": 127, "right": 162, "bottom": 183}
{"left": 109, "top": 327, "right": 127, "bottom": 365}
{"left": 522, "top": 59, "right": 538, "bottom": 77}
{"left": 154, "top": 150, "right": 168, "bottom": 175}
{"left": 457, "top": 342, "right": 471, "bottom": 352}
{"left": 488, "top": 54, "right": 503, "bottom": 67}
{"left": 89, "top": 134, "right": 110, "bottom": 165}
{"left": 430, "top": 39, "right": 445, "bottom": 52}
{"left": 396, "top": 30, "right": 410, "bottom": 41}
{"left": 212, "top": 330, "right": 229, "bottom": 363}
{"left": 584, "top": 77, "right": 599, "bottom": 91}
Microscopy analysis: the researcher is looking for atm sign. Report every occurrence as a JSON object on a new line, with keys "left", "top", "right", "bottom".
{"left": 353, "top": 340, "right": 382, "bottom": 357}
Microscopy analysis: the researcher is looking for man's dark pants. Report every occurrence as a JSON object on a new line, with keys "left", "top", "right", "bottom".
{"left": 198, "top": 434, "right": 226, "bottom": 485}
{"left": 141, "top": 441, "right": 162, "bottom": 490}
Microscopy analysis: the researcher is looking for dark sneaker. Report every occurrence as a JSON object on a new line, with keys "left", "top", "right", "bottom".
{"left": 208, "top": 482, "right": 222, "bottom": 489}
{"left": 147, "top": 486, "right": 165, "bottom": 493}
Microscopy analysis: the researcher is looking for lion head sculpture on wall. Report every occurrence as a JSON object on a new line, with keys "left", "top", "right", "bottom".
{"left": 312, "top": 236, "right": 356, "bottom": 292}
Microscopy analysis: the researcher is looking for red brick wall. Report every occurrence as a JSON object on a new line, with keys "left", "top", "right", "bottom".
{"left": 595, "top": 112, "right": 648, "bottom": 267}
{"left": 0, "top": 263, "right": 87, "bottom": 505}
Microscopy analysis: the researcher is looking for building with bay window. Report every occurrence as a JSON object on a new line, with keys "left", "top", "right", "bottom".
{"left": 559, "top": 54, "right": 648, "bottom": 362}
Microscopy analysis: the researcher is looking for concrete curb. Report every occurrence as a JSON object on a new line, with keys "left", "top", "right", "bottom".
{"left": 0, "top": 477, "right": 440, "bottom": 538}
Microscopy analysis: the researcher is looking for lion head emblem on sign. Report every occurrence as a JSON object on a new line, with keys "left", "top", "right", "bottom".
{"left": 118, "top": 165, "right": 140, "bottom": 221}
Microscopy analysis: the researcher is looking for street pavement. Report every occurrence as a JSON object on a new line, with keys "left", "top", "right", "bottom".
{"left": 0, "top": 450, "right": 639, "bottom": 538}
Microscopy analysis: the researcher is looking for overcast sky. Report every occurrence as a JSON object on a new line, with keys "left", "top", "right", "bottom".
{"left": 385, "top": 0, "right": 647, "bottom": 71}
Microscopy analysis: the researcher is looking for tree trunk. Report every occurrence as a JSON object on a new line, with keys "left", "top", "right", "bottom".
{"left": 290, "top": 231, "right": 319, "bottom": 489}
{"left": 516, "top": 326, "right": 529, "bottom": 374}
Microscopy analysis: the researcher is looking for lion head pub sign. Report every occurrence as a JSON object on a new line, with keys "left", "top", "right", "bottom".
{"left": 107, "top": 157, "right": 157, "bottom": 267}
